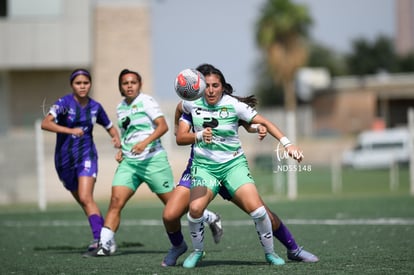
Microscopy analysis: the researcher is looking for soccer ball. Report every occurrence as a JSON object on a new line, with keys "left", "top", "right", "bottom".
{"left": 174, "top": 68, "right": 206, "bottom": 101}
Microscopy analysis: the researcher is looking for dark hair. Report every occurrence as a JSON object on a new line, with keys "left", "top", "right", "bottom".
{"left": 70, "top": 68, "right": 91, "bottom": 84}
{"left": 118, "top": 69, "right": 142, "bottom": 96}
{"left": 196, "top": 63, "right": 257, "bottom": 108}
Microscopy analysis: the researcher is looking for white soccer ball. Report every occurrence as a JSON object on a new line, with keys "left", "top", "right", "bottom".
{"left": 174, "top": 68, "right": 206, "bottom": 101}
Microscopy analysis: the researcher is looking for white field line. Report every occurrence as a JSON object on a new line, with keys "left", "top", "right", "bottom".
{"left": 2, "top": 218, "right": 414, "bottom": 227}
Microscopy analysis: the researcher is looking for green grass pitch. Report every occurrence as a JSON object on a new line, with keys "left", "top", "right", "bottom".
{"left": 1, "top": 167, "right": 413, "bottom": 274}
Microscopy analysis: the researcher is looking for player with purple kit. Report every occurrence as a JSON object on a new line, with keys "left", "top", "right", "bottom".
{"left": 41, "top": 68, "right": 121, "bottom": 252}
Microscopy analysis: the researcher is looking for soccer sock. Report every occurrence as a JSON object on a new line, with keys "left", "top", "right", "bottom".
{"left": 273, "top": 222, "right": 299, "bottom": 251}
{"left": 88, "top": 214, "right": 104, "bottom": 240}
{"left": 250, "top": 206, "right": 274, "bottom": 254}
{"left": 100, "top": 226, "right": 115, "bottom": 250}
{"left": 202, "top": 209, "right": 217, "bottom": 225}
{"left": 187, "top": 213, "right": 205, "bottom": 251}
{"left": 167, "top": 230, "right": 184, "bottom": 247}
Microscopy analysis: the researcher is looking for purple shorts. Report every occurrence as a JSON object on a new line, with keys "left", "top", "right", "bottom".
{"left": 177, "top": 163, "right": 192, "bottom": 189}
{"left": 177, "top": 160, "right": 232, "bottom": 201}
{"left": 56, "top": 159, "right": 98, "bottom": 192}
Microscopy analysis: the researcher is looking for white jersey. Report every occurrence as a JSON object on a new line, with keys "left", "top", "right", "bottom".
{"left": 117, "top": 93, "right": 165, "bottom": 160}
{"left": 182, "top": 94, "right": 257, "bottom": 164}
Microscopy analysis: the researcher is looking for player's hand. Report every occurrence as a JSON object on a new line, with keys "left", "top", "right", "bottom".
{"left": 131, "top": 142, "right": 145, "bottom": 155}
{"left": 72, "top": 128, "right": 84, "bottom": 137}
{"left": 285, "top": 145, "right": 304, "bottom": 163}
{"left": 203, "top": 127, "right": 213, "bottom": 143}
{"left": 257, "top": 125, "right": 267, "bottom": 141}
{"left": 112, "top": 137, "right": 121, "bottom": 149}
{"left": 115, "top": 150, "right": 123, "bottom": 163}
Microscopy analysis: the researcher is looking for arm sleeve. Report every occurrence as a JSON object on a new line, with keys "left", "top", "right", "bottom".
{"left": 49, "top": 97, "right": 66, "bottom": 118}
{"left": 182, "top": 100, "right": 191, "bottom": 114}
{"left": 96, "top": 104, "right": 113, "bottom": 129}
{"left": 145, "top": 96, "right": 164, "bottom": 121}
{"left": 235, "top": 101, "right": 257, "bottom": 123}
{"left": 179, "top": 112, "right": 192, "bottom": 126}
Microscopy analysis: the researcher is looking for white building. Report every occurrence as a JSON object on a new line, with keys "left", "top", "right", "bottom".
{"left": 0, "top": 0, "right": 157, "bottom": 205}
{"left": 0, "top": 0, "right": 153, "bottom": 133}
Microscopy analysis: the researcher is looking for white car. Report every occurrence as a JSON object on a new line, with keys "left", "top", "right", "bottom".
{"left": 342, "top": 127, "right": 411, "bottom": 169}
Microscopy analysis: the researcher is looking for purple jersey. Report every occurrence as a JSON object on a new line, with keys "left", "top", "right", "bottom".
{"left": 49, "top": 94, "right": 113, "bottom": 190}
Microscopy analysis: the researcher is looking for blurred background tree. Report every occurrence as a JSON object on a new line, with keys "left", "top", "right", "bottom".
{"left": 347, "top": 35, "right": 414, "bottom": 75}
{"left": 307, "top": 42, "right": 348, "bottom": 76}
{"left": 347, "top": 35, "right": 399, "bottom": 75}
{"left": 255, "top": 0, "right": 312, "bottom": 199}
{"left": 254, "top": 1, "right": 414, "bottom": 107}
{"left": 255, "top": 0, "right": 312, "bottom": 111}
{"left": 398, "top": 51, "right": 414, "bottom": 72}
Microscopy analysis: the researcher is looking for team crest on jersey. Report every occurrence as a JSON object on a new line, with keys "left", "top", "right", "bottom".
{"left": 68, "top": 108, "right": 76, "bottom": 115}
{"left": 67, "top": 108, "right": 76, "bottom": 122}
{"left": 130, "top": 104, "right": 144, "bottom": 114}
{"left": 219, "top": 107, "right": 229, "bottom": 118}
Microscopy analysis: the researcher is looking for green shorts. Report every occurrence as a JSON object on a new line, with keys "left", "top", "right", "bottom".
{"left": 112, "top": 151, "right": 174, "bottom": 194}
{"left": 191, "top": 155, "right": 255, "bottom": 198}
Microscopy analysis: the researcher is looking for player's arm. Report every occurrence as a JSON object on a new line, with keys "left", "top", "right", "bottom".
{"left": 240, "top": 120, "right": 267, "bottom": 141}
{"left": 176, "top": 119, "right": 194, "bottom": 145}
{"left": 107, "top": 126, "right": 121, "bottom": 148}
{"left": 97, "top": 105, "right": 121, "bottom": 148}
{"left": 250, "top": 114, "right": 286, "bottom": 141}
{"left": 250, "top": 114, "right": 303, "bottom": 162}
{"left": 174, "top": 101, "right": 183, "bottom": 136}
{"left": 176, "top": 117, "right": 213, "bottom": 145}
{"left": 41, "top": 114, "right": 84, "bottom": 137}
{"left": 131, "top": 116, "right": 168, "bottom": 154}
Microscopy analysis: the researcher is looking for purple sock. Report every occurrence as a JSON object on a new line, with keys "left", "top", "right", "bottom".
{"left": 88, "top": 214, "right": 104, "bottom": 240}
{"left": 167, "top": 230, "right": 184, "bottom": 247}
{"left": 273, "top": 222, "right": 299, "bottom": 251}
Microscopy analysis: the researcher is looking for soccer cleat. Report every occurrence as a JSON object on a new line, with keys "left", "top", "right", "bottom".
{"left": 209, "top": 213, "right": 223, "bottom": 244}
{"left": 109, "top": 239, "right": 117, "bottom": 255}
{"left": 87, "top": 239, "right": 99, "bottom": 251}
{"left": 265, "top": 252, "right": 286, "bottom": 265}
{"left": 287, "top": 246, "right": 319, "bottom": 263}
{"left": 161, "top": 241, "right": 188, "bottom": 267}
{"left": 182, "top": 250, "right": 205, "bottom": 268}
{"left": 85, "top": 239, "right": 116, "bottom": 255}
{"left": 82, "top": 245, "right": 110, "bottom": 257}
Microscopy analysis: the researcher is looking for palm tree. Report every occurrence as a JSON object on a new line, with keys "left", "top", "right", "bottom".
{"left": 256, "top": 0, "right": 312, "bottom": 199}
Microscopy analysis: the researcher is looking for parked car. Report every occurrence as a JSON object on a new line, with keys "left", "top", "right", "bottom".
{"left": 342, "top": 127, "right": 411, "bottom": 169}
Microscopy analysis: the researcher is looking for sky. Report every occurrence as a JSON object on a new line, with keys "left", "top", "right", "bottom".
{"left": 150, "top": 0, "right": 395, "bottom": 100}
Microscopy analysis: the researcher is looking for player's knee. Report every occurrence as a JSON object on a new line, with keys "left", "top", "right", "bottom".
{"left": 188, "top": 203, "right": 205, "bottom": 218}
{"left": 108, "top": 195, "right": 127, "bottom": 211}
{"left": 77, "top": 195, "right": 94, "bottom": 207}
{"left": 162, "top": 208, "right": 182, "bottom": 223}
{"left": 249, "top": 205, "right": 267, "bottom": 221}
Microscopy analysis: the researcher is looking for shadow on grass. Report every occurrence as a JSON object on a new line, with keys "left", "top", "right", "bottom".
{"left": 194, "top": 260, "right": 266, "bottom": 267}
{"left": 33, "top": 241, "right": 144, "bottom": 252}
{"left": 115, "top": 249, "right": 166, "bottom": 256}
